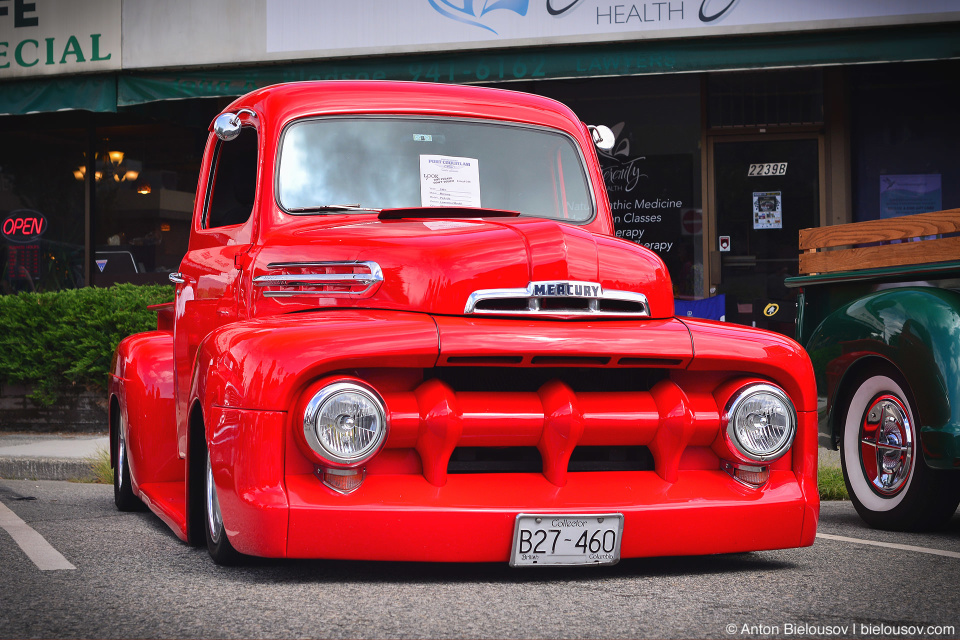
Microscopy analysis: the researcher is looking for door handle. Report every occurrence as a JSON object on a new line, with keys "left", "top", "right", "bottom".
{"left": 169, "top": 272, "right": 186, "bottom": 284}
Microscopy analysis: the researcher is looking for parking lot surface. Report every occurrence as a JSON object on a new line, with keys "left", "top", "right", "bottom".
{"left": 0, "top": 480, "right": 957, "bottom": 639}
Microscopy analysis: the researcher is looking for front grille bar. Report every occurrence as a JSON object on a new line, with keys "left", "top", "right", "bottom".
{"left": 382, "top": 378, "right": 718, "bottom": 488}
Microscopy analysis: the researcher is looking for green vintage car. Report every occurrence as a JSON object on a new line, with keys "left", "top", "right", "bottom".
{"left": 786, "top": 209, "right": 960, "bottom": 530}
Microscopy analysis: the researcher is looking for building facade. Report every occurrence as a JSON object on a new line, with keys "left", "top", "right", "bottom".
{"left": 2, "top": 0, "right": 958, "bottom": 332}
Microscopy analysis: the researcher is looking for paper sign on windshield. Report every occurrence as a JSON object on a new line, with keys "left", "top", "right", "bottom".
{"left": 420, "top": 155, "right": 481, "bottom": 208}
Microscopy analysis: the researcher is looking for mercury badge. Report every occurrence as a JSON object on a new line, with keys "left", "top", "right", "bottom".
{"left": 532, "top": 281, "right": 601, "bottom": 297}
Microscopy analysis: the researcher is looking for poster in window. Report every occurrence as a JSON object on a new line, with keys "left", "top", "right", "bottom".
{"left": 752, "top": 191, "right": 782, "bottom": 229}
{"left": 879, "top": 175, "right": 941, "bottom": 218}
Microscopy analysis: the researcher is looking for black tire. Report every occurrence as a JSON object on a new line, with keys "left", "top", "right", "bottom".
{"left": 839, "top": 368, "right": 960, "bottom": 531}
{"left": 113, "top": 410, "right": 143, "bottom": 512}
{"left": 202, "top": 439, "right": 243, "bottom": 565}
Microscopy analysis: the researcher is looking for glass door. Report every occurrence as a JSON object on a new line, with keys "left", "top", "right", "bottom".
{"left": 711, "top": 137, "right": 821, "bottom": 334}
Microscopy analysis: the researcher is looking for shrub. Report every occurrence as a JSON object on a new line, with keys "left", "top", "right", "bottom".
{"left": 0, "top": 284, "right": 174, "bottom": 404}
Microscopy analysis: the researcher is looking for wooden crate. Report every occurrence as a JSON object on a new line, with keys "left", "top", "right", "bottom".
{"left": 799, "top": 208, "right": 960, "bottom": 275}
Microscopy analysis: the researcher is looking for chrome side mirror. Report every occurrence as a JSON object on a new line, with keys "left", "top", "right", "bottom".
{"left": 213, "top": 108, "right": 257, "bottom": 141}
{"left": 588, "top": 125, "right": 616, "bottom": 152}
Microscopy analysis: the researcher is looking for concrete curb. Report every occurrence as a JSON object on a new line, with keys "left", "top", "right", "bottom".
{"left": 0, "top": 457, "right": 97, "bottom": 482}
{"left": 819, "top": 447, "right": 841, "bottom": 470}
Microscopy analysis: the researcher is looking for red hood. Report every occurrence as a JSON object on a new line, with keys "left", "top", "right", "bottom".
{"left": 250, "top": 216, "right": 674, "bottom": 319}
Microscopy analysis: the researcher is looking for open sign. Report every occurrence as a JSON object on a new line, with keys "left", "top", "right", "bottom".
{"left": 2, "top": 210, "right": 47, "bottom": 244}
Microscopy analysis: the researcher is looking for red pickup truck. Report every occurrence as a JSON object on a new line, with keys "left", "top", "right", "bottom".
{"left": 109, "top": 81, "right": 818, "bottom": 565}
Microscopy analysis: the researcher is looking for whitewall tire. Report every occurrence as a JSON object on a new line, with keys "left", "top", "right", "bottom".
{"left": 840, "top": 371, "right": 960, "bottom": 530}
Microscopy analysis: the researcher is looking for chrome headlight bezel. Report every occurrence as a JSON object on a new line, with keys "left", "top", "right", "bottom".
{"left": 302, "top": 381, "right": 388, "bottom": 467}
{"left": 722, "top": 383, "right": 797, "bottom": 463}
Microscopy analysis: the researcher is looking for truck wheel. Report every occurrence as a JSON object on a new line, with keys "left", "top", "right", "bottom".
{"left": 204, "top": 444, "right": 242, "bottom": 565}
{"left": 840, "top": 371, "right": 960, "bottom": 530}
{"left": 113, "top": 411, "right": 142, "bottom": 512}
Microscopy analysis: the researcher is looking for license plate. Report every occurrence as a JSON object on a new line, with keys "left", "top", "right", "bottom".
{"left": 509, "top": 513, "right": 623, "bottom": 567}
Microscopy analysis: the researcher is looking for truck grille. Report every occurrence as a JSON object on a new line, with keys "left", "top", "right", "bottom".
{"left": 380, "top": 373, "right": 721, "bottom": 488}
{"left": 447, "top": 446, "right": 655, "bottom": 474}
{"left": 426, "top": 366, "right": 667, "bottom": 393}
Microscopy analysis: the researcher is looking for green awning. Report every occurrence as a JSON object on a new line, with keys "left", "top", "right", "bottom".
{"left": 1, "top": 24, "right": 957, "bottom": 115}
{"left": 0, "top": 74, "right": 116, "bottom": 116}
{"left": 116, "top": 24, "right": 960, "bottom": 106}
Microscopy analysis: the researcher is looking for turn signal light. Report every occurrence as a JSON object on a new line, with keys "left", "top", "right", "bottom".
{"left": 723, "top": 461, "right": 770, "bottom": 488}
{"left": 316, "top": 466, "right": 365, "bottom": 494}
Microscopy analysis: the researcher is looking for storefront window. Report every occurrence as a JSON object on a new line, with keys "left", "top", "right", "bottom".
{"left": 92, "top": 101, "right": 214, "bottom": 286}
{"left": 851, "top": 61, "right": 959, "bottom": 221}
{"left": 495, "top": 75, "right": 704, "bottom": 299}
{"left": 0, "top": 122, "right": 86, "bottom": 293}
{"left": 708, "top": 69, "right": 823, "bottom": 129}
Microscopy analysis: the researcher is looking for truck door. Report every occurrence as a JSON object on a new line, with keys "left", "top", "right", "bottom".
{"left": 171, "top": 121, "right": 259, "bottom": 457}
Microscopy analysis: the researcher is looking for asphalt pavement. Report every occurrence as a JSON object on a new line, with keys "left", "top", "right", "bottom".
{"left": 0, "top": 479, "right": 957, "bottom": 640}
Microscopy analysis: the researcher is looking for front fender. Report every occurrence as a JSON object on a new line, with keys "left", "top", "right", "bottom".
{"left": 109, "top": 331, "right": 178, "bottom": 489}
{"left": 679, "top": 318, "right": 817, "bottom": 412}
{"left": 807, "top": 287, "right": 960, "bottom": 468}
{"left": 191, "top": 309, "right": 440, "bottom": 412}
{"left": 189, "top": 309, "right": 440, "bottom": 557}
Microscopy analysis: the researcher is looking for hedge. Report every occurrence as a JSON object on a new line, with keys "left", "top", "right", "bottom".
{"left": 0, "top": 284, "right": 174, "bottom": 405}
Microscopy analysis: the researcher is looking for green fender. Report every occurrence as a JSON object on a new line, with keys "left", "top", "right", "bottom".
{"left": 806, "top": 287, "right": 960, "bottom": 470}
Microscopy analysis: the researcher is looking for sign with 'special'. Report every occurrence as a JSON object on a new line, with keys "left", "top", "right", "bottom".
{"left": 2, "top": 210, "right": 47, "bottom": 244}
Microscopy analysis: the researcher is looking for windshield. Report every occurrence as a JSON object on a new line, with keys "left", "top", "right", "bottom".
{"left": 277, "top": 117, "right": 594, "bottom": 222}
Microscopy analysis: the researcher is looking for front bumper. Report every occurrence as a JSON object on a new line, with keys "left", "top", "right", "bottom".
{"left": 284, "top": 469, "right": 810, "bottom": 561}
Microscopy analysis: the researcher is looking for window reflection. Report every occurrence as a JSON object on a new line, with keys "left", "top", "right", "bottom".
{"left": 0, "top": 128, "right": 85, "bottom": 293}
{"left": 93, "top": 120, "right": 204, "bottom": 285}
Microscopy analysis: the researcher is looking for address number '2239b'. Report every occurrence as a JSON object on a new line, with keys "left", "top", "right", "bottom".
{"left": 510, "top": 513, "right": 624, "bottom": 567}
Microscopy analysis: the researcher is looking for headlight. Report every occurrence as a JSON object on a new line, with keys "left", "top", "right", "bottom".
{"left": 723, "top": 383, "right": 796, "bottom": 463}
{"left": 302, "top": 381, "right": 388, "bottom": 466}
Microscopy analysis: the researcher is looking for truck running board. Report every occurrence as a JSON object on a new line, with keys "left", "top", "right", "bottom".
{"left": 138, "top": 481, "right": 188, "bottom": 542}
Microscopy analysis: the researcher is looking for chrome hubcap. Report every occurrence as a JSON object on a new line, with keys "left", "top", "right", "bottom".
{"left": 205, "top": 452, "right": 223, "bottom": 544}
{"left": 859, "top": 394, "right": 913, "bottom": 496}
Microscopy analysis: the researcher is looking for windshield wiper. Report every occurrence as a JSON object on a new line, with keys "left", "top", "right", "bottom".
{"left": 378, "top": 207, "right": 520, "bottom": 220}
{"left": 286, "top": 204, "right": 381, "bottom": 214}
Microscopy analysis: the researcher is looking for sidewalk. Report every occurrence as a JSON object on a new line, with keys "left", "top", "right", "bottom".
{"left": 0, "top": 433, "right": 108, "bottom": 481}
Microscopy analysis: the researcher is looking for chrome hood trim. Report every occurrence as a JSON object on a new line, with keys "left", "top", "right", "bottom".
{"left": 465, "top": 281, "right": 649, "bottom": 317}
